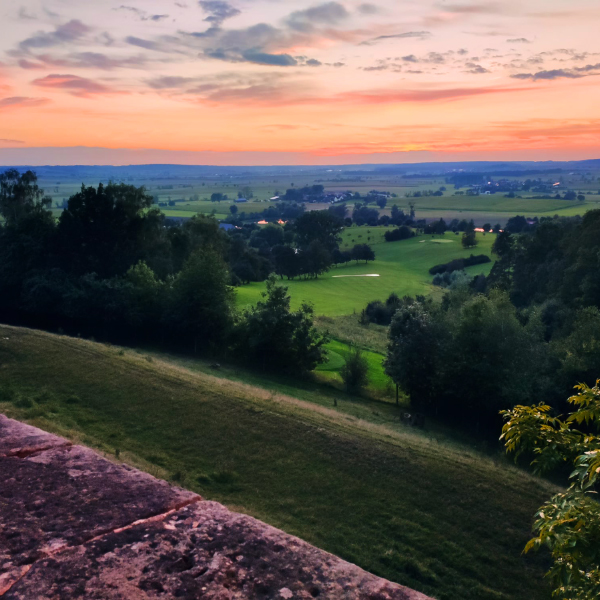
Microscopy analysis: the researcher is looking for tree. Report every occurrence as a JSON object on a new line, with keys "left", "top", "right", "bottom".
{"left": 240, "top": 186, "right": 253, "bottom": 199}
{"left": 384, "top": 226, "right": 413, "bottom": 242}
{"left": 302, "top": 240, "right": 332, "bottom": 278}
{"left": 57, "top": 182, "right": 156, "bottom": 277}
{"left": 294, "top": 210, "right": 343, "bottom": 252}
{"left": 462, "top": 229, "right": 478, "bottom": 248}
{"left": 501, "top": 381, "right": 600, "bottom": 600}
{"left": 340, "top": 346, "right": 369, "bottom": 392}
{"left": 211, "top": 192, "right": 224, "bottom": 202}
{"left": 229, "top": 204, "right": 238, "bottom": 215}
{"left": 0, "top": 169, "right": 51, "bottom": 225}
{"left": 384, "top": 301, "right": 441, "bottom": 410}
{"left": 234, "top": 275, "right": 328, "bottom": 373}
{"left": 351, "top": 243, "right": 375, "bottom": 263}
{"left": 376, "top": 196, "right": 387, "bottom": 209}
{"left": 169, "top": 248, "right": 234, "bottom": 352}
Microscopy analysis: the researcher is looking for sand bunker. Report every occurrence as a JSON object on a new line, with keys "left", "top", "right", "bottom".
{"left": 332, "top": 274, "right": 380, "bottom": 278}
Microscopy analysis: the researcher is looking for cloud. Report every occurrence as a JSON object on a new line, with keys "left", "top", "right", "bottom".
{"left": 285, "top": 2, "right": 349, "bottom": 33}
{"left": 335, "top": 85, "right": 531, "bottom": 104}
{"left": 19, "top": 20, "right": 91, "bottom": 51}
{"left": 18, "top": 52, "right": 149, "bottom": 70}
{"left": 0, "top": 96, "right": 50, "bottom": 109}
{"left": 507, "top": 38, "right": 531, "bottom": 43}
{"left": 465, "top": 62, "right": 489, "bottom": 74}
{"left": 116, "top": 6, "right": 169, "bottom": 21}
{"left": 0, "top": 139, "right": 25, "bottom": 144}
{"left": 146, "top": 76, "right": 197, "bottom": 89}
{"left": 241, "top": 51, "right": 298, "bottom": 66}
{"left": 363, "top": 65, "right": 390, "bottom": 71}
{"left": 400, "top": 51, "right": 447, "bottom": 64}
{"left": 438, "top": 2, "right": 503, "bottom": 15}
{"left": 357, "top": 3, "right": 379, "bottom": 14}
{"left": 125, "top": 36, "right": 171, "bottom": 52}
{"left": 18, "top": 7, "right": 37, "bottom": 20}
{"left": 32, "top": 74, "right": 121, "bottom": 97}
{"left": 510, "top": 66, "right": 600, "bottom": 81}
{"left": 360, "top": 31, "right": 430, "bottom": 45}
{"left": 198, "top": 1, "right": 240, "bottom": 26}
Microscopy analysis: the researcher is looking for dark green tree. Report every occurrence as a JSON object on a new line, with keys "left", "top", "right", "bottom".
{"left": 169, "top": 248, "right": 234, "bottom": 352}
{"left": 234, "top": 275, "right": 328, "bottom": 373}
{"left": 0, "top": 169, "right": 51, "bottom": 225}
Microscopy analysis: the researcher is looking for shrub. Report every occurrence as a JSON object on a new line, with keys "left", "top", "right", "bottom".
{"left": 340, "top": 346, "right": 369, "bottom": 392}
{"left": 429, "top": 254, "right": 491, "bottom": 275}
{"left": 384, "top": 226, "right": 414, "bottom": 242}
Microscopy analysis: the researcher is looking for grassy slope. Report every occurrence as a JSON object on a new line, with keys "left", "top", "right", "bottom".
{"left": 237, "top": 229, "right": 496, "bottom": 316}
{"left": 0, "top": 325, "right": 554, "bottom": 600}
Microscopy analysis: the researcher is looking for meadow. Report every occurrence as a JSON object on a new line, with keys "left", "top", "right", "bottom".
{"left": 236, "top": 229, "right": 496, "bottom": 316}
{"left": 0, "top": 325, "right": 555, "bottom": 600}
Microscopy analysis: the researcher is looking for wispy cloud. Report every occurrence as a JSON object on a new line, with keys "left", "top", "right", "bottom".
{"left": 115, "top": 6, "right": 169, "bottom": 22}
{"left": 32, "top": 74, "right": 123, "bottom": 97}
{"left": 19, "top": 20, "right": 91, "bottom": 52}
{"left": 511, "top": 64, "right": 600, "bottom": 80}
{"left": 0, "top": 96, "right": 50, "bottom": 109}
{"left": 285, "top": 2, "right": 349, "bottom": 32}
{"left": 18, "top": 52, "right": 149, "bottom": 70}
{"left": 359, "top": 31, "right": 430, "bottom": 46}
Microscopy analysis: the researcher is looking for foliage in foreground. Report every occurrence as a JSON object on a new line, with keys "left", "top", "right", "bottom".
{"left": 501, "top": 382, "right": 600, "bottom": 599}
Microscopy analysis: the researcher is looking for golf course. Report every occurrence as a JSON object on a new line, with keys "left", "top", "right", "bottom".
{"left": 237, "top": 228, "right": 496, "bottom": 316}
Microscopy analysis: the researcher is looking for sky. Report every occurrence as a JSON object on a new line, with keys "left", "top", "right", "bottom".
{"left": 0, "top": 0, "right": 599, "bottom": 165}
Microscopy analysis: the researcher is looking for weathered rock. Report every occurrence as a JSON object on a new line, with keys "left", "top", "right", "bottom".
{"left": 0, "top": 442, "right": 199, "bottom": 595}
{"left": 5, "top": 502, "right": 431, "bottom": 600}
{"left": 1, "top": 415, "right": 433, "bottom": 599}
{"left": 0, "top": 415, "right": 69, "bottom": 458}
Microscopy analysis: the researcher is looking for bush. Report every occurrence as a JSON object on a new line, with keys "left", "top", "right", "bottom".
{"left": 384, "top": 226, "right": 414, "bottom": 242}
{"left": 429, "top": 254, "right": 491, "bottom": 275}
{"left": 340, "top": 346, "right": 369, "bottom": 391}
{"left": 432, "top": 270, "right": 472, "bottom": 289}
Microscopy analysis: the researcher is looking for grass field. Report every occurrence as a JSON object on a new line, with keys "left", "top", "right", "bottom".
{"left": 236, "top": 229, "right": 496, "bottom": 316}
{"left": 0, "top": 325, "right": 554, "bottom": 600}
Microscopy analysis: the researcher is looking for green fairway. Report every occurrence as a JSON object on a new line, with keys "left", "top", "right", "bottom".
{"left": 0, "top": 325, "right": 554, "bottom": 600}
{"left": 236, "top": 228, "right": 496, "bottom": 316}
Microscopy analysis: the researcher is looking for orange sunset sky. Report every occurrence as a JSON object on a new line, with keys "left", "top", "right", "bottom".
{"left": 0, "top": 0, "right": 599, "bottom": 165}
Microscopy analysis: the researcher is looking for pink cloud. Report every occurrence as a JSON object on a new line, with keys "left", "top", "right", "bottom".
{"left": 32, "top": 74, "right": 125, "bottom": 97}
{"left": 0, "top": 96, "right": 50, "bottom": 109}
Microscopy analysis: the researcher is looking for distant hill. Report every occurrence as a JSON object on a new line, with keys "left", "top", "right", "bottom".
{"left": 2, "top": 158, "right": 600, "bottom": 181}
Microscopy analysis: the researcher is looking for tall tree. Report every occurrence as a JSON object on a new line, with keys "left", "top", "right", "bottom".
{"left": 0, "top": 169, "right": 51, "bottom": 225}
{"left": 57, "top": 182, "right": 155, "bottom": 277}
